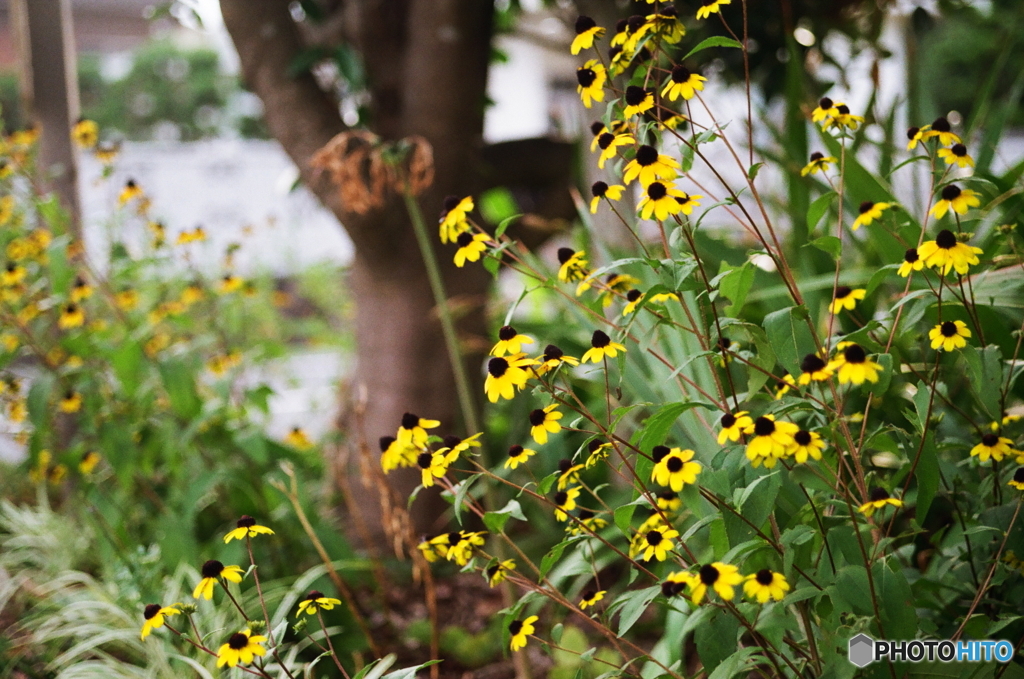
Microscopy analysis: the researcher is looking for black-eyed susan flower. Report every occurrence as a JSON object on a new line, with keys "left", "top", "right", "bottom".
{"left": 554, "top": 487, "right": 581, "bottom": 521}
{"left": 567, "top": 508, "right": 608, "bottom": 536}
{"left": 717, "top": 411, "right": 754, "bottom": 444}
{"left": 140, "top": 604, "right": 180, "bottom": 640}
{"left": 417, "top": 534, "right": 451, "bottom": 562}
{"left": 491, "top": 325, "right": 533, "bottom": 357}
{"left": 661, "top": 571, "right": 691, "bottom": 597}
{"left": 59, "top": 390, "right": 82, "bottom": 413}
{"left": 622, "top": 289, "right": 644, "bottom": 316}
{"left": 571, "top": 15, "right": 604, "bottom": 55}
{"left": 439, "top": 196, "right": 473, "bottom": 243}
{"left": 898, "top": 247, "right": 924, "bottom": 277}
{"left": 2, "top": 263, "right": 25, "bottom": 286}
{"left": 115, "top": 289, "right": 140, "bottom": 310}
{"left": 576, "top": 60, "right": 606, "bottom": 108}
{"left": 639, "top": 526, "right": 679, "bottom": 561}
{"left": 535, "top": 344, "right": 579, "bottom": 375}
{"left": 439, "top": 433, "right": 483, "bottom": 464}
{"left": 285, "top": 426, "right": 313, "bottom": 450}
{"left": 929, "top": 320, "right": 971, "bottom": 352}
{"left": 581, "top": 329, "right": 626, "bottom": 363}
{"left": 938, "top": 143, "right": 974, "bottom": 168}
{"left": 1009, "top": 468, "right": 1024, "bottom": 491}
{"left": 485, "top": 354, "right": 536, "bottom": 403}
{"left": 118, "top": 179, "right": 144, "bottom": 206}
{"left": 219, "top": 274, "right": 243, "bottom": 294}
{"left": 417, "top": 450, "right": 450, "bottom": 487}
{"left": 446, "top": 531, "right": 487, "bottom": 565}
{"left": 827, "top": 104, "right": 864, "bottom": 131}
{"left": 651, "top": 447, "right": 702, "bottom": 492}
{"left": 296, "top": 590, "right": 342, "bottom": 616}
{"left": 223, "top": 515, "right": 274, "bottom": 544}
{"left": 656, "top": 490, "right": 682, "bottom": 512}
{"left": 622, "top": 86, "right": 654, "bottom": 118}
{"left": 970, "top": 434, "right": 1015, "bottom": 463}
{"left": 923, "top": 116, "right": 960, "bottom": 146}
{"left": 800, "top": 152, "right": 837, "bottom": 176}
{"left": 193, "top": 560, "right": 244, "bottom": 600}
{"left": 623, "top": 145, "right": 680, "bottom": 186}
{"left": 7, "top": 125, "right": 39, "bottom": 147}
{"left": 830, "top": 343, "right": 883, "bottom": 386}
{"left": 689, "top": 563, "right": 743, "bottom": 603}
{"left": 811, "top": 97, "right": 837, "bottom": 124}
{"left": 829, "top": 285, "right": 866, "bottom": 314}
{"left": 589, "top": 181, "right": 624, "bottom": 213}
{"left": 557, "top": 248, "right": 589, "bottom": 282}
{"left": 72, "top": 118, "right": 99, "bottom": 149}
{"left": 635, "top": 7, "right": 685, "bottom": 45}
{"left": 487, "top": 559, "right": 516, "bottom": 586}
{"left": 509, "top": 616, "right": 537, "bottom": 652}
{"left": 585, "top": 439, "right": 611, "bottom": 468}
{"left": 790, "top": 429, "right": 825, "bottom": 464}
{"left": 454, "top": 231, "right": 490, "bottom": 267}
{"left": 580, "top": 271, "right": 639, "bottom": 302}
{"left": 557, "top": 458, "right": 585, "bottom": 490}
{"left": 79, "top": 451, "right": 101, "bottom": 475}
{"left": 528, "top": 405, "right": 562, "bottom": 445}
{"left": 858, "top": 488, "right": 903, "bottom": 517}
{"left": 696, "top": 0, "right": 731, "bottom": 20}
{"left": 917, "top": 229, "right": 983, "bottom": 275}
{"left": 579, "top": 589, "right": 606, "bottom": 610}
{"left": 746, "top": 415, "right": 799, "bottom": 468}
{"left": 216, "top": 629, "right": 267, "bottom": 668}
{"left": 743, "top": 569, "right": 790, "bottom": 603}
{"left": 397, "top": 413, "right": 440, "bottom": 448}
{"left": 595, "top": 132, "right": 635, "bottom": 169}
{"left": 662, "top": 65, "right": 706, "bottom": 102}
{"left": 930, "top": 184, "right": 981, "bottom": 220}
{"left": 851, "top": 201, "right": 893, "bottom": 230}
{"left": 59, "top": 303, "right": 85, "bottom": 329}
{"left": 638, "top": 181, "right": 688, "bottom": 221}
{"left": 95, "top": 140, "right": 120, "bottom": 164}
{"left": 797, "top": 353, "right": 833, "bottom": 385}
{"left": 175, "top": 226, "right": 207, "bottom": 245}
{"left": 906, "top": 125, "right": 928, "bottom": 150}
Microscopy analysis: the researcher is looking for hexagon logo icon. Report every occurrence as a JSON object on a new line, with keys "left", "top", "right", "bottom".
{"left": 848, "top": 633, "right": 875, "bottom": 668}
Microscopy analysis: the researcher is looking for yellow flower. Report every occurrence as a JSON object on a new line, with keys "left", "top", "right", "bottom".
{"left": 570, "top": 15, "right": 604, "bottom": 55}
{"left": 661, "top": 571, "right": 692, "bottom": 597}
{"left": 858, "top": 488, "right": 903, "bottom": 517}
{"left": 140, "top": 604, "right": 180, "bottom": 640}
{"left": 397, "top": 413, "right": 441, "bottom": 448}
{"left": 585, "top": 439, "right": 611, "bottom": 468}
{"left": 906, "top": 125, "right": 928, "bottom": 150}
{"left": 638, "top": 181, "right": 688, "bottom": 221}
{"left": 851, "top": 201, "right": 893, "bottom": 230}
{"left": 579, "top": 589, "right": 606, "bottom": 610}
{"left": 917, "top": 229, "right": 982, "bottom": 275}
{"left": 223, "top": 515, "right": 275, "bottom": 543}
{"left": 193, "top": 560, "right": 244, "bottom": 600}
{"left": 970, "top": 434, "right": 1015, "bottom": 463}
{"left": 825, "top": 103, "right": 864, "bottom": 131}
{"left": 218, "top": 274, "right": 243, "bottom": 294}
{"left": 790, "top": 430, "right": 825, "bottom": 464}
{"left": 296, "top": 590, "right": 342, "bottom": 616}
{"left": 485, "top": 353, "right": 536, "bottom": 403}
{"left": 71, "top": 119, "right": 99, "bottom": 149}
{"left": 115, "top": 289, "right": 140, "bottom": 310}
{"left": 589, "top": 181, "right": 624, "bottom": 213}
{"left": 696, "top": 0, "right": 731, "bottom": 20}
{"left": 534, "top": 343, "right": 580, "bottom": 376}
{"left": 1009, "top": 468, "right": 1024, "bottom": 491}
{"left": 656, "top": 490, "right": 682, "bottom": 512}
{"left": 529, "top": 404, "right": 562, "bottom": 445}
{"left": 929, "top": 320, "right": 971, "bottom": 352}
{"left": 689, "top": 562, "right": 744, "bottom": 603}
{"left": 639, "top": 526, "right": 679, "bottom": 561}
{"left": 118, "top": 179, "right": 144, "bottom": 206}
{"left": 581, "top": 330, "right": 626, "bottom": 363}
{"left": 897, "top": 247, "right": 924, "bottom": 277}
{"left": 446, "top": 531, "right": 487, "bottom": 566}
{"left": 576, "top": 60, "right": 606, "bottom": 108}
{"left": 744, "top": 570, "right": 790, "bottom": 603}
{"left": 662, "top": 65, "right": 706, "bottom": 101}
{"left": 622, "top": 289, "right": 645, "bottom": 315}
{"left": 829, "top": 286, "right": 866, "bottom": 314}
{"left": 59, "top": 390, "right": 82, "bottom": 413}
{"left": 509, "top": 615, "right": 538, "bottom": 652}
{"left": 557, "top": 248, "right": 589, "bottom": 283}
{"left": 453, "top": 231, "right": 490, "bottom": 267}
{"left": 487, "top": 559, "right": 516, "bottom": 587}
{"left": 623, "top": 145, "right": 680, "bottom": 187}
{"left": 491, "top": 325, "right": 533, "bottom": 357}
{"left": 417, "top": 533, "right": 453, "bottom": 562}
{"left": 829, "top": 342, "right": 883, "bottom": 386}
{"left": 504, "top": 444, "right": 536, "bottom": 470}
{"left": 745, "top": 415, "right": 799, "bottom": 468}
{"left": 2, "top": 263, "right": 26, "bottom": 287}
{"left": 554, "top": 486, "right": 581, "bottom": 521}
{"left": 922, "top": 116, "right": 960, "bottom": 146}
{"left": 717, "top": 411, "right": 754, "bottom": 444}
{"left": 650, "top": 446, "right": 702, "bottom": 492}
{"left": 938, "top": 143, "right": 974, "bottom": 168}
{"left": 0, "top": 195, "right": 15, "bottom": 224}
{"left": 595, "top": 132, "right": 635, "bottom": 169}
{"left": 797, "top": 353, "right": 833, "bottom": 385}
{"left": 930, "top": 184, "right": 981, "bottom": 220}
{"left": 800, "top": 152, "right": 837, "bottom": 176}
{"left": 59, "top": 303, "right": 85, "bottom": 329}
{"left": 417, "top": 450, "right": 451, "bottom": 488}
{"left": 216, "top": 629, "right": 267, "bottom": 668}
{"left": 439, "top": 195, "right": 474, "bottom": 244}
{"left": 622, "top": 86, "right": 654, "bottom": 118}
{"left": 79, "top": 451, "right": 101, "bottom": 475}
{"left": 95, "top": 140, "right": 121, "bottom": 164}
{"left": 7, "top": 125, "right": 39, "bottom": 147}
{"left": 438, "top": 432, "right": 483, "bottom": 464}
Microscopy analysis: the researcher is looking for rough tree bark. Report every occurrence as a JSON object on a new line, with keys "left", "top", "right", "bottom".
{"left": 219, "top": 0, "right": 573, "bottom": 541}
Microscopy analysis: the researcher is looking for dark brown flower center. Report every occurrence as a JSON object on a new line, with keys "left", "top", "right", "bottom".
{"left": 443, "top": 195, "right": 460, "bottom": 212}
{"left": 753, "top": 417, "right": 776, "bottom": 437}
{"left": 819, "top": 97, "right": 833, "bottom": 109}
{"left": 1015, "top": 468, "right": 1024, "bottom": 483}
{"left": 982, "top": 434, "right": 1000, "bottom": 447}
{"left": 577, "top": 67, "right": 597, "bottom": 87}
{"left": 652, "top": 445, "right": 670, "bottom": 463}
{"left": 306, "top": 590, "right": 324, "bottom": 601}
{"left": 931, "top": 116, "right": 951, "bottom": 132}
{"left": 935, "top": 229, "right": 957, "bottom": 249}
{"left": 869, "top": 487, "right": 890, "bottom": 502}
{"left": 144, "top": 604, "right": 162, "bottom": 619}
{"left": 625, "top": 86, "right": 648, "bottom": 106}
{"left": 543, "top": 344, "right": 564, "bottom": 361}
{"left": 509, "top": 620, "right": 524, "bottom": 635}
{"left": 836, "top": 104, "right": 850, "bottom": 115}
{"left": 443, "top": 435, "right": 462, "bottom": 448}
{"left": 575, "top": 15, "right": 596, "bottom": 34}
{"left": 228, "top": 632, "right": 250, "bottom": 650}
{"left": 416, "top": 452, "right": 433, "bottom": 469}
{"left": 647, "top": 182, "right": 667, "bottom": 200}
{"left": 582, "top": 589, "right": 596, "bottom": 601}
{"left": 590, "top": 121, "right": 605, "bottom": 136}
{"left": 843, "top": 344, "right": 867, "bottom": 364}
{"left": 755, "top": 569, "right": 774, "bottom": 585}
{"left": 941, "top": 185, "right": 961, "bottom": 201}
{"left": 904, "top": 248, "right": 919, "bottom": 263}
{"left": 810, "top": 152, "right": 824, "bottom": 161}
{"left": 529, "top": 409, "right": 547, "bottom": 426}
{"left": 671, "top": 65, "right": 692, "bottom": 83}
{"left": 662, "top": 580, "right": 685, "bottom": 597}
{"left": 801, "top": 354, "right": 826, "bottom": 373}
{"left": 627, "top": 289, "right": 642, "bottom": 302}
{"left": 666, "top": 456, "right": 684, "bottom": 472}
{"left": 951, "top": 143, "right": 968, "bottom": 157}
{"left": 720, "top": 412, "right": 737, "bottom": 428}
{"left": 555, "top": 491, "right": 569, "bottom": 506}
{"left": 236, "top": 515, "right": 256, "bottom": 528}
{"left": 940, "top": 321, "right": 958, "bottom": 337}
{"left": 858, "top": 201, "right": 874, "bottom": 214}
{"left": 488, "top": 357, "right": 509, "bottom": 377}
{"left": 794, "top": 430, "right": 812, "bottom": 446}
{"left": 557, "top": 247, "right": 576, "bottom": 264}
{"left": 456, "top": 231, "right": 473, "bottom": 247}
{"left": 379, "top": 436, "right": 395, "bottom": 452}
{"left": 201, "top": 560, "right": 224, "bottom": 578}
{"left": 906, "top": 126, "right": 920, "bottom": 140}
{"left": 559, "top": 458, "right": 573, "bottom": 473}
{"left": 401, "top": 413, "right": 419, "bottom": 429}
{"left": 645, "top": 530, "right": 663, "bottom": 545}
{"left": 498, "top": 325, "right": 517, "bottom": 341}
{"left": 591, "top": 181, "right": 608, "bottom": 197}
{"left": 835, "top": 285, "right": 852, "bottom": 299}
{"left": 508, "top": 444, "right": 524, "bottom": 458}
{"left": 597, "top": 132, "right": 615, "bottom": 150}
{"left": 591, "top": 330, "right": 611, "bottom": 348}
{"left": 635, "top": 145, "right": 659, "bottom": 166}
{"left": 589, "top": 440, "right": 605, "bottom": 452}
{"left": 699, "top": 564, "right": 719, "bottom": 585}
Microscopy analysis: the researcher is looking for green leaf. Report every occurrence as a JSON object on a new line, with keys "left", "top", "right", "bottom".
{"left": 682, "top": 36, "right": 743, "bottom": 61}
{"left": 540, "top": 538, "right": 573, "bottom": 579}
{"left": 867, "top": 353, "right": 893, "bottom": 398}
{"left": 762, "top": 305, "right": 814, "bottom": 378}
{"left": 483, "top": 499, "right": 526, "bottom": 533}
{"left": 694, "top": 608, "right": 740, "bottom": 675}
{"left": 719, "top": 262, "right": 755, "bottom": 315}
{"left": 382, "top": 659, "right": 444, "bottom": 679}
{"left": 158, "top": 360, "right": 201, "bottom": 419}
{"left": 707, "top": 648, "right": 761, "bottom": 679}
{"left": 478, "top": 187, "right": 519, "bottom": 224}
{"left": 613, "top": 586, "right": 660, "bottom": 636}
{"left": 634, "top": 402, "right": 712, "bottom": 493}
{"left": 747, "top": 162, "right": 764, "bottom": 181}
{"left": 876, "top": 559, "right": 917, "bottom": 639}
{"left": 833, "top": 565, "right": 872, "bottom": 615}
{"left": 805, "top": 235, "right": 842, "bottom": 261}
{"left": 614, "top": 503, "right": 637, "bottom": 534}
{"left": 807, "top": 191, "right": 835, "bottom": 230}
{"left": 961, "top": 345, "right": 1003, "bottom": 421}
{"left": 452, "top": 475, "right": 478, "bottom": 526}
{"left": 738, "top": 471, "right": 781, "bottom": 530}
{"left": 495, "top": 213, "right": 523, "bottom": 239}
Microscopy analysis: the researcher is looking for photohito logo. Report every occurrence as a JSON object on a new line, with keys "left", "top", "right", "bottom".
{"left": 848, "top": 633, "right": 1014, "bottom": 667}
